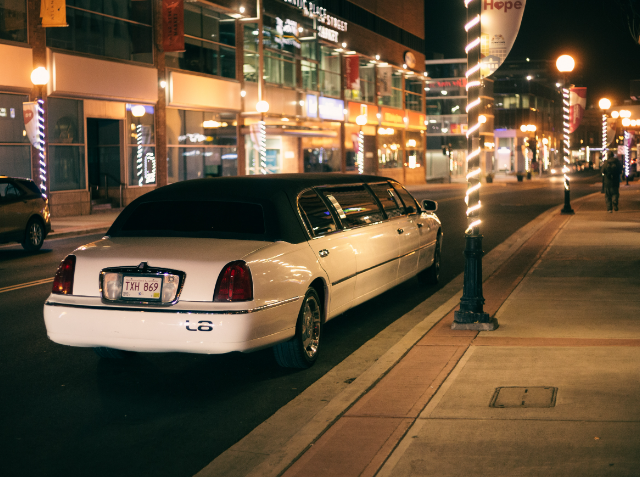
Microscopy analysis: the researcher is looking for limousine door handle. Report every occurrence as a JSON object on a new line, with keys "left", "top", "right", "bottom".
{"left": 397, "top": 228, "right": 404, "bottom": 235}
{"left": 318, "top": 249, "right": 329, "bottom": 257}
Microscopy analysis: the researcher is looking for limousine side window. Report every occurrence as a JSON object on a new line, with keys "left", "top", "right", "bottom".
{"left": 319, "top": 186, "right": 384, "bottom": 228}
{"left": 298, "top": 189, "right": 338, "bottom": 237}
{"left": 367, "top": 182, "right": 404, "bottom": 219}
{"left": 392, "top": 183, "right": 420, "bottom": 214}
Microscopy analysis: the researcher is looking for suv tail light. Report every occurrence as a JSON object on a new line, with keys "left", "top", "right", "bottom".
{"left": 53, "top": 255, "right": 76, "bottom": 295}
{"left": 214, "top": 261, "right": 253, "bottom": 302}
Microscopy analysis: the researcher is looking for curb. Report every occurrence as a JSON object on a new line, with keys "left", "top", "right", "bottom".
{"left": 48, "top": 227, "right": 110, "bottom": 241}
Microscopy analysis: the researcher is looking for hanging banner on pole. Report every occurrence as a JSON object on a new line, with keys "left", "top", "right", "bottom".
{"left": 345, "top": 55, "right": 360, "bottom": 90}
{"left": 40, "top": 0, "right": 68, "bottom": 27}
{"left": 569, "top": 87, "right": 587, "bottom": 133}
{"left": 480, "top": 0, "right": 527, "bottom": 77}
{"left": 163, "top": 0, "right": 185, "bottom": 52}
{"left": 23, "top": 102, "right": 39, "bottom": 148}
{"left": 377, "top": 65, "right": 392, "bottom": 97}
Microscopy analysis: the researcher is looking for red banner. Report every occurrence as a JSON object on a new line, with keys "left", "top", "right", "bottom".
{"left": 345, "top": 55, "right": 360, "bottom": 90}
{"left": 163, "top": 0, "right": 184, "bottom": 52}
{"left": 569, "top": 87, "right": 587, "bottom": 134}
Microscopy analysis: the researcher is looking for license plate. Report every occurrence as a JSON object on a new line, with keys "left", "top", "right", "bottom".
{"left": 122, "top": 276, "right": 162, "bottom": 300}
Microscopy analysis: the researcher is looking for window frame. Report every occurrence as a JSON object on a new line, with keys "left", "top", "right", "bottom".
{"left": 296, "top": 187, "right": 340, "bottom": 239}
{"left": 316, "top": 184, "right": 385, "bottom": 231}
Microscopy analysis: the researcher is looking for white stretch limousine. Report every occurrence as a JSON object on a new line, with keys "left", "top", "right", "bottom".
{"left": 44, "top": 174, "right": 442, "bottom": 368}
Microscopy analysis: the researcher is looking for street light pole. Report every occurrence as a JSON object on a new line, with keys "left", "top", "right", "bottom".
{"left": 556, "top": 55, "right": 575, "bottom": 215}
{"left": 452, "top": 0, "right": 496, "bottom": 331}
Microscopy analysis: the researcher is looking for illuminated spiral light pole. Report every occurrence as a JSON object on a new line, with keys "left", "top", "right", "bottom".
{"left": 599, "top": 98, "right": 611, "bottom": 167}
{"left": 256, "top": 100, "right": 270, "bottom": 174}
{"left": 452, "top": 0, "right": 495, "bottom": 330}
{"left": 31, "top": 67, "right": 49, "bottom": 199}
{"left": 557, "top": 55, "right": 575, "bottom": 214}
{"left": 355, "top": 114, "right": 367, "bottom": 174}
{"left": 131, "top": 105, "right": 146, "bottom": 186}
{"left": 621, "top": 110, "right": 631, "bottom": 185}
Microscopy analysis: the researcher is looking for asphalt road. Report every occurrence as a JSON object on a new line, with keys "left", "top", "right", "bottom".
{"left": 0, "top": 171, "right": 602, "bottom": 477}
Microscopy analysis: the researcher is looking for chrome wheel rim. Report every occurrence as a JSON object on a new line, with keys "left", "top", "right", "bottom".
{"left": 301, "top": 296, "right": 321, "bottom": 359}
{"left": 29, "top": 223, "right": 43, "bottom": 246}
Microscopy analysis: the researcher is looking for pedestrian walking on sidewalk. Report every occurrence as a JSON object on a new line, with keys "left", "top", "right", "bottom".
{"left": 602, "top": 152, "right": 623, "bottom": 212}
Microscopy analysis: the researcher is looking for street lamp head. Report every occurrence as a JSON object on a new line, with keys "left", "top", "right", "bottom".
{"left": 611, "top": 111, "right": 619, "bottom": 119}
{"left": 478, "top": 115, "right": 487, "bottom": 124}
{"left": 256, "top": 100, "right": 270, "bottom": 113}
{"left": 31, "top": 67, "right": 50, "bottom": 86}
{"left": 355, "top": 114, "right": 367, "bottom": 126}
{"left": 599, "top": 98, "right": 611, "bottom": 110}
{"left": 556, "top": 55, "right": 575, "bottom": 73}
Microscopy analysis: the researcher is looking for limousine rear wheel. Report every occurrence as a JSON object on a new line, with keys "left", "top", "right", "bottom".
{"left": 418, "top": 238, "right": 440, "bottom": 286}
{"left": 273, "top": 288, "right": 322, "bottom": 368}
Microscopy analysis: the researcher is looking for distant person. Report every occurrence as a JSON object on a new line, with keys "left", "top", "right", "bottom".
{"left": 602, "top": 152, "right": 623, "bottom": 212}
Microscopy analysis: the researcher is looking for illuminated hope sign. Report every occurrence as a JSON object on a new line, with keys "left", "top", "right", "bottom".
{"left": 281, "top": 1, "right": 348, "bottom": 31}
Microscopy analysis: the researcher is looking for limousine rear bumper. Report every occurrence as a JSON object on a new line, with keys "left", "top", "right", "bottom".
{"left": 43, "top": 296, "right": 301, "bottom": 354}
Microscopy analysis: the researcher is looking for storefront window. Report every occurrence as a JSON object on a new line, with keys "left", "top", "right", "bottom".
{"left": 243, "top": 23, "right": 259, "bottom": 82}
{"left": 264, "top": 51, "right": 296, "bottom": 87}
{"left": 344, "top": 59, "right": 375, "bottom": 104}
{"left": 302, "top": 134, "right": 341, "bottom": 172}
{"left": 166, "top": 4, "right": 236, "bottom": 79}
{"left": 126, "top": 105, "right": 156, "bottom": 186}
{"left": 0, "top": 93, "right": 31, "bottom": 178}
{"left": 377, "top": 129, "right": 403, "bottom": 169}
{"left": 405, "top": 130, "right": 423, "bottom": 169}
{"left": 46, "top": 0, "right": 152, "bottom": 63}
{"left": 319, "top": 46, "right": 341, "bottom": 98}
{"left": 427, "top": 98, "right": 466, "bottom": 116}
{"left": 405, "top": 77, "right": 423, "bottom": 112}
{"left": 167, "top": 109, "right": 238, "bottom": 182}
{"left": 48, "top": 98, "right": 86, "bottom": 191}
{"left": 1, "top": 0, "right": 27, "bottom": 43}
{"left": 378, "top": 69, "right": 403, "bottom": 109}
{"left": 301, "top": 37, "right": 318, "bottom": 91}
{"left": 425, "top": 80, "right": 466, "bottom": 97}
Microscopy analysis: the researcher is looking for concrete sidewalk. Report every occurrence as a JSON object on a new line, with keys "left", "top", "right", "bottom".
{"left": 199, "top": 184, "right": 640, "bottom": 477}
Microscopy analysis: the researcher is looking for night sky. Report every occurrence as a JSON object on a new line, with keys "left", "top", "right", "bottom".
{"left": 425, "top": 0, "right": 640, "bottom": 108}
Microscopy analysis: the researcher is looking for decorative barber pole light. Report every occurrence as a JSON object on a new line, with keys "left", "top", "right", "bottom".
{"left": 355, "top": 115, "right": 367, "bottom": 174}
{"left": 29, "top": 67, "right": 50, "bottom": 198}
{"left": 624, "top": 131, "right": 630, "bottom": 184}
{"left": 556, "top": 55, "right": 575, "bottom": 215}
{"left": 452, "top": 0, "right": 494, "bottom": 330}
{"left": 36, "top": 100, "right": 47, "bottom": 197}
{"left": 599, "top": 98, "right": 611, "bottom": 165}
{"left": 256, "top": 101, "right": 270, "bottom": 175}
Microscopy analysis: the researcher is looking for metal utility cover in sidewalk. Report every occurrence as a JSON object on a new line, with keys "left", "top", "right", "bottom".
{"left": 489, "top": 387, "right": 558, "bottom": 408}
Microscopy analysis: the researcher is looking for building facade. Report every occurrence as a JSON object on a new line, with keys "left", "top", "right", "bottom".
{"left": 1, "top": 0, "right": 427, "bottom": 216}
{"left": 424, "top": 58, "right": 493, "bottom": 182}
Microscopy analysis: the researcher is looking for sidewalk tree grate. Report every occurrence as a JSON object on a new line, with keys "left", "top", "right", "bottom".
{"left": 489, "top": 386, "right": 557, "bottom": 408}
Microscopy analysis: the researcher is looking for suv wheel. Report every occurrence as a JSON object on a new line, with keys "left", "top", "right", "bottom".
{"left": 22, "top": 218, "right": 45, "bottom": 251}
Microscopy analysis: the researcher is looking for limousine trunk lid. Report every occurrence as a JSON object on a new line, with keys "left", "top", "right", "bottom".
{"left": 70, "top": 236, "right": 272, "bottom": 301}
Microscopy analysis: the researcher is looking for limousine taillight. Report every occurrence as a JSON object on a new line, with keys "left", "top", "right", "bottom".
{"left": 52, "top": 255, "right": 76, "bottom": 295}
{"left": 213, "top": 261, "right": 253, "bottom": 302}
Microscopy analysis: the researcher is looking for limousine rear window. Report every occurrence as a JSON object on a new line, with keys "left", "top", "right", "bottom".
{"left": 320, "top": 186, "right": 384, "bottom": 228}
{"left": 298, "top": 189, "right": 338, "bottom": 237}
{"left": 114, "top": 200, "right": 266, "bottom": 237}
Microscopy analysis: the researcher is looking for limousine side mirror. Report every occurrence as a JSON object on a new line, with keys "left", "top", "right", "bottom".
{"left": 422, "top": 199, "right": 438, "bottom": 212}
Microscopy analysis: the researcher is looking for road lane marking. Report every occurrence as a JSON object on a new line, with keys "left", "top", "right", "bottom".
{"left": 0, "top": 278, "right": 54, "bottom": 294}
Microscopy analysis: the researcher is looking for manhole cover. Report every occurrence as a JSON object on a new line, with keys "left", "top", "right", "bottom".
{"left": 489, "top": 387, "right": 557, "bottom": 408}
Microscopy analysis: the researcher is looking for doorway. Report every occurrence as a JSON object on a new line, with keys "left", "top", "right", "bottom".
{"left": 87, "top": 119, "right": 121, "bottom": 204}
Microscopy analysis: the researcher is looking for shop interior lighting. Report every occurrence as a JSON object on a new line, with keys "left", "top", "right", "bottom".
{"left": 623, "top": 118, "right": 631, "bottom": 127}
{"left": 240, "top": 90, "right": 247, "bottom": 97}
{"left": 375, "top": 55, "right": 380, "bottom": 60}
{"left": 611, "top": 111, "right": 619, "bottom": 119}
{"left": 160, "top": 80, "right": 167, "bottom": 88}
{"left": 131, "top": 105, "right": 146, "bottom": 117}
{"left": 341, "top": 42, "right": 347, "bottom": 48}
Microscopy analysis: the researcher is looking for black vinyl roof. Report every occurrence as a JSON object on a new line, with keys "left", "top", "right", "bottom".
{"left": 108, "top": 173, "right": 398, "bottom": 244}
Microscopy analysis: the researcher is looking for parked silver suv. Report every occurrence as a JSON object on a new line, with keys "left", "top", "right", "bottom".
{"left": 0, "top": 176, "right": 51, "bottom": 251}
